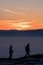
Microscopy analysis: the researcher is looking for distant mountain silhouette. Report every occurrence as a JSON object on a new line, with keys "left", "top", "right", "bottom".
{"left": 0, "top": 29, "right": 43, "bottom": 36}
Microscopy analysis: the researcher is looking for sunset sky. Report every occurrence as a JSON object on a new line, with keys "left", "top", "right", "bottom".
{"left": 0, "top": 0, "right": 43, "bottom": 30}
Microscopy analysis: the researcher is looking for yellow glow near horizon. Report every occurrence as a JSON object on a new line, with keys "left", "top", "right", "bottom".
{"left": 10, "top": 22, "right": 31, "bottom": 30}
{"left": 0, "top": 20, "right": 32, "bottom": 30}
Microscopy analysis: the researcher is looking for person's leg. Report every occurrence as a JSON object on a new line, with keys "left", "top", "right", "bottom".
{"left": 9, "top": 53, "right": 12, "bottom": 58}
{"left": 11, "top": 54, "right": 12, "bottom": 58}
{"left": 27, "top": 52, "right": 30, "bottom": 57}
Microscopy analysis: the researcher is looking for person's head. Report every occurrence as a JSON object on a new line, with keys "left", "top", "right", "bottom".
{"left": 28, "top": 43, "right": 30, "bottom": 46}
{"left": 10, "top": 45, "right": 12, "bottom": 48}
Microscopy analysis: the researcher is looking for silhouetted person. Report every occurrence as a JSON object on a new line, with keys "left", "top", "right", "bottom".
{"left": 25, "top": 43, "right": 30, "bottom": 57}
{"left": 9, "top": 45, "right": 14, "bottom": 58}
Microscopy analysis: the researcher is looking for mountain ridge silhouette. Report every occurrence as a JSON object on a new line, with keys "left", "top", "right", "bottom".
{"left": 0, "top": 29, "right": 43, "bottom": 36}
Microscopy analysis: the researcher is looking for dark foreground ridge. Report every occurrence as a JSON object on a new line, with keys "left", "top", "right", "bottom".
{"left": 0, "top": 54, "right": 43, "bottom": 61}
{"left": 0, "top": 29, "right": 43, "bottom": 36}
{"left": 0, "top": 54, "right": 43, "bottom": 65}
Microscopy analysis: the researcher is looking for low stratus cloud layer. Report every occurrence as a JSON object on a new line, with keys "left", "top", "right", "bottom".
{"left": 0, "top": 20, "right": 32, "bottom": 30}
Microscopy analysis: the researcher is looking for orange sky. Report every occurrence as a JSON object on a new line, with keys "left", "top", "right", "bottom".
{"left": 0, "top": 0, "right": 43, "bottom": 30}
{"left": 0, "top": 20, "right": 43, "bottom": 30}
